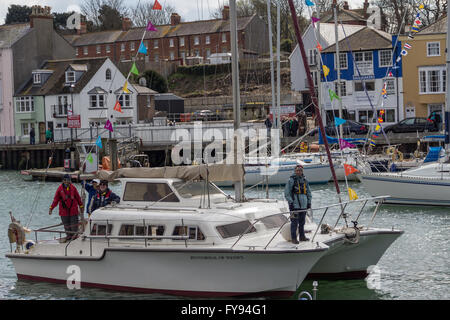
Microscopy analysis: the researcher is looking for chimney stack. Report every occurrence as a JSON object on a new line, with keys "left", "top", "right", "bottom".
{"left": 77, "top": 21, "right": 87, "bottom": 35}
{"left": 29, "top": 5, "right": 53, "bottom": 28}
{"left": 343, "top": 1, "right": 349, "bottom": 10}
{"left": 122, "top": 17, "right": 132, "bottom": 31}
{"left": 363, "top": 0, "right": 370, "bottom": 12}
{"left": 170, "top": 13, "right": 181, "bottom": 26}
{"left": 222, "top": 6, "right": 230, "bottom": 20}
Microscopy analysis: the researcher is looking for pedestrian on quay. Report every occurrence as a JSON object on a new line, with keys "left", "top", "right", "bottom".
{"left": 91, "top": 180, "right": 121, "bottom": 212}
{"left": 81, "top": 178, "right": 100, "bottom": 215}
{"left": 46, "top": 127, "right": 53, "bottom": 143}
{"left": 49, "top": 174, "right": 83, "bottom": 242}
{"left": 284, "top": 164, "right": 312, "bottom": 244}
{"left": 29, "top": 127, "right": 35, "bottom": 145}
{"left": 264, "top": 115, "right": 272, "bottom": 137}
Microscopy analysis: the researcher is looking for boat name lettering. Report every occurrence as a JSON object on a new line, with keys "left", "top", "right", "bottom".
{"left": 190, "top": 255, "right": 244, "bottom": 260}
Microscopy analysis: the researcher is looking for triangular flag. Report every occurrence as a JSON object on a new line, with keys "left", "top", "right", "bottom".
{"left": 152, "top": 0, "right": 162, "bottom": 10}
{"left": 96, "top": 136, "right": 103, "bottom": 149}
{"left": 339, "top": 139, "right": 356, "bottom": 150}
{"left": 130, "top": 62, "right": 139, "bottom": 76}
{"left": 123, "top": 81, "right": 130, "bottom": 93}
{"left": 344, "top": 164, "right": 359, "bottom": 176}
{"left": 87, "top": 153, "right": 93, "bottom": 164}
{"left": 311, "top": 16, "right": 320, "bottom": 26}
{"left": 419, "top": 4, "right": 424, "bottom": 9}
{"left": 305, "top": 0, "right": 315, "bottom": 6}
{"left": 323, "top": 65, "right": 330, "bottom": 77}
{"left": 146, "top": 21, "right": 158, "bottom": 32}
{"left": 104, "top": 120, "right": 113, "bottom": 132}
{"left": 316, "top": 43, "right": 323, "bottom": 51}
{"left": 388, "top": 71, "right": 393, "bottom": 77}
{"left": 138, "top": 42, "right": 148, "bottom": 55}
{"left": 381, "top": 88, "right": 387, "bottom": 95}
{"left": 378, "top": 117, "right": 384, "bottom": 123}
{"left": 114, "top": 100, "right": 123, "bottom": 113}
{"left": 334, "top": 117, "right": 346, "bottom": 126}
{"left": 329, "top": 89, "right": 341, "bottom": 101}
{"left": 375, "top": 124, "right": 381, "bottom": 131}
{"left": 348, "top": 187, "right": 358, "bottom": 201}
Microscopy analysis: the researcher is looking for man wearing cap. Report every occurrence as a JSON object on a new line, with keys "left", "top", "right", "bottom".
{"left": 81, "top": 179, "right": 100, "bottom": 215}
{"left": 284, "top": 164, "right": 312, "bottom": 244}
{"left": 91, "top": 180, "right": 121, "bottom": 212}
{"left": 49, "top": 174, "right": 83, "bottom": 242}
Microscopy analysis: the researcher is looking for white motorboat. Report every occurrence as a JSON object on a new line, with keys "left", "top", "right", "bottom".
{"left": 6, "top": 165, "right": 329, "bottom": 298}
{"left": 359, "top": 161, "right": 450, "bottom": 206}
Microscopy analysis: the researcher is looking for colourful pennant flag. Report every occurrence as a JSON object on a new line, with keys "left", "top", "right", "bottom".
{"left": 404, "top": 43, "right": 412, "bottom": 50}
{"left": 329, "top": 89, "right": 341, "bottom": 101}
{"left": 375, "top": 124, "right": 381, "bottom": 131}
{"left": 378, "top": 117, "right": 384, "bottom": 123}
{"left": 138, "top": 42, "right": 148, "bottom": 54}
{"left": 414, "top": 18, "right": 422, "bottom": 26}
{"left": 401, "top": 49, "right": 408, "bottom": 56}
{"left": 87, "top": 153, "right": 93, "bottom": 164}
{"left": 344, "top": 164, "right": 359, "bottom": 176}
{"left": 369, "top": 140, "right": 376, "bottom": 146}
{"left": 123, "top": 81, "right": 130, "bottom": 93}
{"left": 419, "top": 4, "right": 424, "bottom": 9}
{"left": 408, "top": 34, "right": 415, "bottom": 40}
{"left": 381, "top": 88, "right": 387, "bottom": 95}
{"left": 104, "top": 120, "right": 113, "bottom": 132}
{"left": 339, "top": 139, "right": 356, "bottom": 150}
{"left": 152, "top": 0, "right": 162, "bottom": 10}
{"left": 380, "top": 109, "right": 385, "bottom": 115}
{"left": 411, "top": 26, "right": 420, "bottom": 33}
{"left": 388, "top": 71, "right": 393, "bottom": 77}
{"left": 348, "top": 187, "right": 358, "bottom": 200}
{"left": 96, "top": 136, "right": 102, "bottom": 149}
{"left": 305, "top": 0, "right": 315, "bottom": 6}
{"left": 334, "top": 117, "right": 346, "bottom": 126}
{"left": 114, "top": 100, "right": 123, "bottom": 113}
{"left": 396, "top": 56, "right": 402, "bottom": 63}
{"left": 316, "top": 43, "right": 323, "bottom": 51}
{"left": 130, "top": 62, "right": 139, "bottom": 76}
{"left": 311, "top": 16, "right": 320, "bottom": 26}
{"left": 323, "top": 65, "right": 330, "bottom": 77}
{"left": 146, "top": 21, "right": 158, "bottom": 32}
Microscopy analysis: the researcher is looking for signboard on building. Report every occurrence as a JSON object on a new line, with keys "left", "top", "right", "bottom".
{"left": 67, "top": 115, "right": 81, "bottom": 128}
{"left": 269, "top": 105, "right": 296, "bottom": 119}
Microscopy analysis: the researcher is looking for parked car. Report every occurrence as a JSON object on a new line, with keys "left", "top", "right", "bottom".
{"left": 309, "top": 120, "right": 368, "bottom": 136}
{"left": 383, "top": 117, "right": 437, "bottom": 133}
{"left": 193, "top": 110, "right": 220, "bottom": 121}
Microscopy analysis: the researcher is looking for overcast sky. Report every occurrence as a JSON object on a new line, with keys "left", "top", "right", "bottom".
{"left": 0, "top": 0, "right": 363, "bottom": 25}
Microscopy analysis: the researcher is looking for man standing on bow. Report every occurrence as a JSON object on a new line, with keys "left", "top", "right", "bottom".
{"left": 284, "top": 164, "right": 312, "bottom": 244}
{"left": 49, "top": 174, "right": 83, "bottom": 242}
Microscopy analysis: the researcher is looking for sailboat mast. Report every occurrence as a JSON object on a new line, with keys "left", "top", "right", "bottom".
{"left": 445, "top": 14, "right": 450, "bottom": 149}
{"left": 333, "top": 0, "right": 344, "bottom": 138}
{"left": 267, "top": 0, "right": 278, "bottom": 129}
{"left": 287, "top": 0, "right": 342, "bottom": 197}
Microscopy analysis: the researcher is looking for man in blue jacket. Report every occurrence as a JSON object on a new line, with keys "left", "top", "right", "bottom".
{"left": 81, "top": 179, "right": 100, "bottom": 215}
{"left": 284, "top": 164, "right": 312, "bottom": 244}
{"left": 91, "top": 180, "right": 120, "bottom": 212}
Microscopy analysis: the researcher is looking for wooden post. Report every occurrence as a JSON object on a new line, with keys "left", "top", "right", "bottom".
{"left": 110, "top": 139, "right": 118, "bottom": 171}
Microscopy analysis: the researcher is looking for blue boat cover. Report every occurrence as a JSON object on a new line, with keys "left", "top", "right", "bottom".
{"left": 424, "top": 146, "right": 443, "bottom": 163}
{"left": 317, "top": 128, "right": 367, "bottom": 145}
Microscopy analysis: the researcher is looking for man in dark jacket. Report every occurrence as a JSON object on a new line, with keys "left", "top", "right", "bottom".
{"left": 29, "top": 127, "right": 35, "bottom": 145}
{"left": 284, "top": 164, "right": 312, "bottom": 243}
{"left": 49, "top": 174, "right": 83, "bottom": 241}
{"left": 91, "top": 180, "right": 121, "bottom": 212}
{"left": 81, "top": 179, "right": 100, "bottom": 215}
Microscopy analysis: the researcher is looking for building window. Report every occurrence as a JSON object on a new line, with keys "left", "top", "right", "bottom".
{"left": 205, "top": 35, "right": 210, "bottom": 44}
{"left": 57, "top": 96, "right": 68, "bottom": 116}
{"left": 65, "top": 71, "right": 76, "bottom": 83}
{"left": 75, "top": 48, "right": 79, "bottom": 56}
{"left": 105, "top": 68, "right": 112, "bottom": 81}
{"left": 194, "top": 49, "right": 200, "bottom": 57}
{"left": 379, "top": 50, "right": 392, "bottom": 67}
{"left": 116, "top": 94, "right": 131, "bottom": 107}
{"left": 106, "top": 45, "right": 111, "bottom": 53}
{"left": 33, "top": 73, "right": 41, "bottom": 84}
{"left": 89, "top": 94, "right": 105, "bottom": 108}
{"left": 21, "top": 122, "right": 35, "bottom": 136}
{"left": 205, "top": 49, "right": 211, "bottom": 58}
{"left": 181, "top": 51, "right": 186, "bottom": 61}
{"left": 337, "top": 52, "right": 348, "bottom": 69}
{"left": 334, "top": 81, "right": 347, "bottom": 96}
{"left": 169, "top": 39, "right": 174, "bottom": 47}
{"left": 385, "top": 79, "right": 395, "bottom": 94}
{"left": 222, "top": 47, "right": 228, "bottom": 53}
{"left": 310, "top": 71, "right": 318, "bottom": 87}
{"left": 16, "top": 97, "right": 34, "bottom": 113}
{"left": 194, "top": 36, "right": 200, "bottom": 45}
{"left": 354, "top": 81, "right": 375, "bottom": 92}
{"left": 427, "top": 42, "right": 440, "bottom": 57}
{"left": 377, "top": 109, "right": 395, "bottom": 123}
{"left": 222, "top": 33, "right": 227, "bottom": 43}
{"left": 419, "top": 67, "right": 446, "bottom": 94}
{"left": 121, "top": 43, "right": 125, "bottom": 52}
{"left": 180, "top": 37, "right": 185, "bottom": 47}
{"left": 83, "top": 46, "right": 88, "bottom": 55}
{"left": 358, "top": 110, "right": 374, "bottom": 123}
{"left": 154, "top": 40, "right": 158, "bottom": 49}
{"left": 130, "top": 42, "right": 135, "bottom": 51}
{"left": 354, "top": 51, "right": 373, "bottom": 76}
{"left": 154, "top": 53, "right": 159, "bottom": 62}
{"left": 308, "top": 49, "right": 317, "bottom": 66}
{"left": 96, "top": 45, "right": 101, "bottom": 54}
{"left": 170, "top": 51, "right": 175, "bottom": 60}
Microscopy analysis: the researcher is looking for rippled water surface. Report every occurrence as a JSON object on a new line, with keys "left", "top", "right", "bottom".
{"left": 0, "top": 171, "right": 448, "bottom": 300}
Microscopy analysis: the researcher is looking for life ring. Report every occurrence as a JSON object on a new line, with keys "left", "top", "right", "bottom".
{"left": 386, "top": 146, "right": 395, "bottom": 155}
{"left": 8, "top": 222, "right": 26, "bottom": 246}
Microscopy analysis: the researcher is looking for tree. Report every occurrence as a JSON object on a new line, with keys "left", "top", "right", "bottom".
{"left": 140, "top": 70, "right": 168, "bottom": 93}
{"left": 80, "top": 0, "right": 128, "bottom": 29}
{"left": 5, "top": 5, "right": 32, "bottom": 24}
{"left": 98, "top": 4, "right": 123, "bottom": 31}
{"left": 130, "top": 1, "right": 176, "bottom": 27}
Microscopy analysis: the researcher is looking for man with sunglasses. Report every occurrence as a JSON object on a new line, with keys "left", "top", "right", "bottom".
{"left": 284, "top": 164, "right": 312, "bottom": 244}
{"left": 91, "top": 180, "right": 120, "bottom": 213}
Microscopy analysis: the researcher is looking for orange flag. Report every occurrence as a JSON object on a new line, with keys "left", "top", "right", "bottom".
{"left": 344, "top": 164, "right": 359, "bottom": 176}
{"left": 152, "top": 0, "right": 162, "bottom": 10}
{"left": 316, "top": 43, "right": 323, "bottom": 51}
{"left": 114, "top": 100, "right": 123, "bottom": 113}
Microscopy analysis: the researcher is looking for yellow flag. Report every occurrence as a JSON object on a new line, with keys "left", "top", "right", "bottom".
{"left": 419, "top": 4, "right": 424, "bottom": 9}
{"left": 323, "top": 65, "right": 330, "bottom": 77}
{"left": 123, "top": 81, "right": 130, "bottom": 93}
{"left": 375, "top": 125, "right": 381, "bottom": 131}
{"left": 348, "top": 187, "right": 358, "bottom": 201}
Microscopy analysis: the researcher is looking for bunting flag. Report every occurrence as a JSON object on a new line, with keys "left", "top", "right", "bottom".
{"left": 114, "top": 100, "right": 123, "bottom": 113}
{"left": 123, "top": 81, "right": 130, "bottom": 93}
{"left": 388, "top": 71, "right": 393, "bottom": 77}
{"left": 411, "top": 26, "right": 420, "bottom": 33}
{"left": 381, "top": 88, "right": 387, "bottom": 95}
{"left": 369, "top": 139, "right": 376, "bottom": 147}
{"left": 104, "top": 120, "right": 113, "bottom": 132}
{"left": 414, "top": 18, "right": 422, "bottom": 26}
{"left": 96, "top": 136, "right": 103, "bottom": 149}
{"left": 152, "top": 0, "right": 162, "bottom": 10}
{"left": 138, "top": 42, "right": 148, "bottom": 55}
{"left": 311, "top": 16, "right": 320, "bottom": 26}
{"left": 380, "top": 109, "right": 385, "bottom": 115}
{"left": 401, "top": 49, "right": 408, "bottom": 56}
{"left": 87, "top": 153, "right": 93, "bottom": 164}
{"left": 404, "top": 43, "right": 412, "bottom": 50}
{"left": 339, "top": 139, "right": 356, "bottom": 150}
{"left": 146, "top": 21, "right": 158, "bottom": 32}
{"left": 419, "top": 4, "right": 424, "bottom": 9}
{"left": 130, "top": 62, "right": 139, "bottom": 76}
{"left": 348, "top": 187, "right": 359, "bottom": 201}
{"left": 323, "top": 65, "right": 330, "bottom": 77}
{"left": 396, "top": 56, "right": 402, "bottom": 63}
{"left": 334, "top": 117, "right": 346, "bottom": 126}
{"left": 329, "top": 89, "right": 341, "bottom": 101}
{"left": 378, "top": 117, "right": 384, "bottom": 123}
{"left": 344, "top": 164, "right": 359, "bottom": 176}
{"left": 375, "top": 124, "right": 381, "bottom": 131}
{"left": 316, "top": 43, "right": 323, "bottom": 51}
{"left": 408, "top": 34, "right": 415, "bottom": 40}
{"left": 305, "top": 0, "right": 315, "bottom": 6}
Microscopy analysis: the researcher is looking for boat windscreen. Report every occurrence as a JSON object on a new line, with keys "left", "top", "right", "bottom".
{"left": 172, "top": 181, "right": 223, "bottom": 198}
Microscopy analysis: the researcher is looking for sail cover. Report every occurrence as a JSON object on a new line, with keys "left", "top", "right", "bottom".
{"left": 97, "top": 164, "right": 244, "bottom": 182}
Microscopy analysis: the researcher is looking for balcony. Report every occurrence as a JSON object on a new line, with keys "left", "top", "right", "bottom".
{"left": 52, "top": 104, "right": 69, "bottom": 118}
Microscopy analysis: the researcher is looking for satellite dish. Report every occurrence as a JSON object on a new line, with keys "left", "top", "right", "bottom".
{"left": 139, "top": 77, "right": 147, "bottom": 87}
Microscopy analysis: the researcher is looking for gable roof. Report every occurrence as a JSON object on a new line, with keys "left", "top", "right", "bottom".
{"left": 322, "top": 27, "right": 391, "bottom": 53}
{"left": 15, "top": 57, "right": 109, "bottom": 96}
{"left": 417, "top": 15, "right": 447, "bottom": 35}
{"left": 0, "top": 23, "right": 31, "bottom": 49}
{"left": 321, "top": 8, "right": 367, "bottom": 25}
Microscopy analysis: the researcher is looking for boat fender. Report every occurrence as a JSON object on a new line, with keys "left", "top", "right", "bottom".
{"left": 8, "top": 222, "right": 26, "bottom": 245}
{"left": 25, "top": 240, "right": 35, "bottom": 250}
{"left": 339, "top": 227, "right": 360, "bottom": 244}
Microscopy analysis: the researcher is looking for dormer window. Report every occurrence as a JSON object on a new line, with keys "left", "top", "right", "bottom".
{"left": 65, "top": 71, "right": 76, "bottom": 83}
{"left": 33, "top": 73, "right": 41, "bottom": 84}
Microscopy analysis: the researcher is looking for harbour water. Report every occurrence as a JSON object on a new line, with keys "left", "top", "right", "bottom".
{"left": 0, "top": 171, "right": 448, "bottom": 300}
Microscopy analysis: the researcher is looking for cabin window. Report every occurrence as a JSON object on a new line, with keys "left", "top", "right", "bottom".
{"left": 123, "top": 182, "right": 180, "bottom": 202}
{"left": 172, "top": 226, "right": 205, "bottom": 240}
{"left": 260, "top": 215, "right": 288, "bottom": 229}
{"left": 118, "top": 224, "right": 165, "bottom": 239}
{"left": 119, "top": 224, "right": 134, "bottom": 236}
{"left": 91, "top": 223, "right": 113, "bottom": 235}
{"left": 216, "top": 220, "right": 257, "bottom": 239}
{"left": 172, "top": 181, "right": 222, "bottom": 198}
